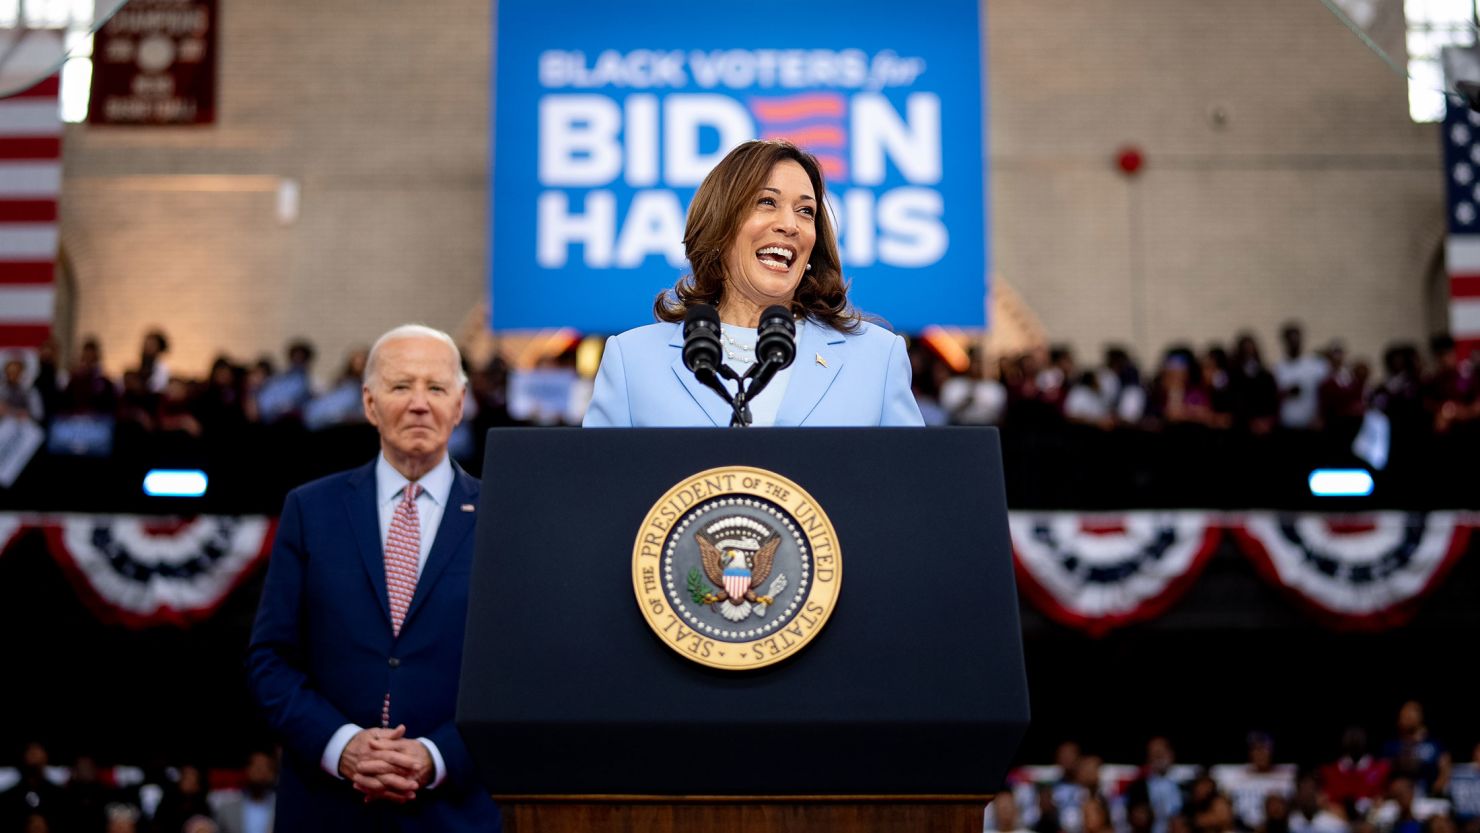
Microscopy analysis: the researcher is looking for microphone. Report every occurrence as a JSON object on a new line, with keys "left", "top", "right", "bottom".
{"left": 745, "top": 305, "right": 796, "bottom": 401}
{"left": 681, "top": 303, "right": 723, "bottom": 377}
{"left": 682, "top": 304, "right": 739, "bottom": 420}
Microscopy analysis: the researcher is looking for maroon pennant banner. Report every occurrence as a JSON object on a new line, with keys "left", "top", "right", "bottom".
{"left": 88, "top": 0, "right": 217, "bottom": 125}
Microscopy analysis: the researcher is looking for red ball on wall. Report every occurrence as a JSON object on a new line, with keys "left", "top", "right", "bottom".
{"left": 1116, "top": 146, "right": 1144, "bottom": 177}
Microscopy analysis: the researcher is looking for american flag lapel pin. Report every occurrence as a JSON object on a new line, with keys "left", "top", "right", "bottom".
{"left": 461, "top": 503, "right": 476, "bottom": 512}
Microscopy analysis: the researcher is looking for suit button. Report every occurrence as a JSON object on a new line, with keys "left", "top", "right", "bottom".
{"left": 388, "top": 657, "right": 400, "bottom": 668}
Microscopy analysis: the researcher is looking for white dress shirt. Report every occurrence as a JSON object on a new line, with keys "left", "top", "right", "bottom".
{"left": 320, "top": 452, "right": 454, "bottom": 788}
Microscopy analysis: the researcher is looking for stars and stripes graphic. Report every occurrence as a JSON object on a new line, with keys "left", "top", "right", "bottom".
{"left": 750, "top": 93, "right": 849, "bottom": 183}
{"left": 1009, "top": 511, "right": 1223, "bottom": 637}
{"left": 0, "top": 73, "right": 61, "bottom": 350}
{"left": 1232, "top": 512, "right": 1470, "bottom": 630}
{"left": 1441, "top": 101, "right": 1480, "bottom": 357}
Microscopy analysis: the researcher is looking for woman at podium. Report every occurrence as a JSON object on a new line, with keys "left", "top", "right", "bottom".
{"left": 582, "top": 139, "right": 924, "bottom": 428}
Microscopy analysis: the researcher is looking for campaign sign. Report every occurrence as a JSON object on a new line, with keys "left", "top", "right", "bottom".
{"left": 491, "top": 0, "right": 987, "bottom": 332}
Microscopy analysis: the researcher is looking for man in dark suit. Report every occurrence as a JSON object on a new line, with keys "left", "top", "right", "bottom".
{"left": 248, "top": 324, "right": 500, "bottom": 832}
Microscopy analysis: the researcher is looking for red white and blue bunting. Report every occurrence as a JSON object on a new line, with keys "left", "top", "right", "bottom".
{"left": 1232, "top": 512, "right": 1471, "bottom": 631}
{"left": 1010, "top": 512, "right": 1223, "bottom": 637}
{"left": 0, "top": 513, "right": 274, "bottom": 628}
{"left": 0, "top": 511, "right": 1472, "bottom": 633}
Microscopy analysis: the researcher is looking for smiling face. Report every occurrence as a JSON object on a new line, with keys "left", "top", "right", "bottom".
{"left": 362, "top": 335, "right": 464, "bottom": 478}
{"left": 719, "top": 159, "right": 817, "bottom": 325}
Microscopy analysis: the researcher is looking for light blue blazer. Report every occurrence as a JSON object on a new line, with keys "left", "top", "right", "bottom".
{"left": 583, "top": 319, "right": 925, "bottom": 427}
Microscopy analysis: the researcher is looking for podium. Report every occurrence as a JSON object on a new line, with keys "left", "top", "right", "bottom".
{"left": 458, "top": 427, "right": 1029, "bottom": 832}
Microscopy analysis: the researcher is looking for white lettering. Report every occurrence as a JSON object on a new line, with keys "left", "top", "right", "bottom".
{"left": 663, "top": 95, "right": 754, "bottom": 186}
{"left": 537, "top": 191, "right": 615, "bottom": 267}
{"left": 877, "top": 188, "right": 947, "bottom": 267}
{"left": 850, "top": 93, "right": 941, "bottom": 186}
{"left": 840, "top": 189, "right": 876, "bottom": 267}
{"left": 615, "top": 191, "right": 687, "bottom": 267}
{"left": 539, "top": 95, "right": 622, "bottom": 186}
{"left": 624, "top": 95, "right": 659, "bottom": 187}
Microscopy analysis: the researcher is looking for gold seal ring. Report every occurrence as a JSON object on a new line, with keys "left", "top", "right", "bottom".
{"left": 632, "top": 466, "right": 841, "bottom": 670}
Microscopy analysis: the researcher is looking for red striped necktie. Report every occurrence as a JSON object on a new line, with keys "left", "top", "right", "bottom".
{"left": 382, "top": 482, "right": 422, "bottom": 727}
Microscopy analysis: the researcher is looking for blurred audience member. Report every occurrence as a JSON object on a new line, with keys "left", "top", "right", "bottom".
{"left": 103, "top": 803, "right": 141, "bottom": 833}
{"left": 1099, "top": 346, "right": 1147, "bottom": 425}
{"left": 63, "top": 339, "right": 118, "bottom": 416}
{"left": 117, "top": 371, "right": 158, "bottom": 431}
{"left": 1229, "top": 333, "right": 1279, "bottom": 434}
{"left": 1322, "top": 727, "right": 1390, "bottom": 816}
{"left": 1371, "top": 345, "right": 1425, "bottom": 436}
{"left": 1447, "top": 742, "right": 1480, "bottom": 830}
{"left": 1126, "top": 736, "right": 1183, "bottom": 833}
{"left": 1037, "top": 346, "right": 1075, "bottom": 413}
{"left": 1274, "top": 322, "right": 1329, "bottom": 430}
{"left": 194, "top": 357, "right": 248, "bottom": 433}
{"left": 989, "top": 790, "right": 1034, "bottom": 833}
{"left": 1263, "top": 793, "right": 1293, "bottom": 833}
{"left": 1056, "top": 754, "right": 1104, "bottom": 833}
{"left": 1064, "top": 371, "right": 1114, "bottom": 429}
{"left": 1288, "top": 771, "right": 1348, "bottom": 833}
{"left": 1148, "top": 349, "right": 1212, "bottom": 427}
{"left": 1202, "top": 345, "right": 1236, "bottom": 425}
{"left": 1193, "top": 793, "right": 1238, "bottom": 833}
{"left": 241, "top": 358, "right": 274, "bottom": 424}
{"left": 151, "top": 764, "right": 214, "bottom": 833}
{"left": 1213, "top": 732, "right": 1296, "bottom": 832}
{"left": 1036, "top": 782, "right": 1065, "bottom": 833}
{"left": 1425, "top": 334, "right": 1478, "bottom": 433}
{"left": 1, "top": 742, "right": 63, "bottom": 830}
{"left": 1382, "top": 702, "right": 1450, "bottom": 798}
{"left": 0, "top": 357, "right": 42, "bottom": 421}
{"left": 1318, "top": 344, "right": 1367, "bottom": 439}
{"left": 941, "top": 346, "right": 1007, "bottom": 425}
{"left": 210, "top": 750, "right": 276, "bottom": 833}
{"left": 302, "top": 347, "right": 369, "bottom": 430}
{"left": 134, "top": 329, "right": 171, "bottom": 394}
{"left": 255, "top": 339, "right": 317, "bottom": 424}
{"left": 32, "top": 338, "right": 62, "bottom": 422}
{"left": 157, "top": 378, "right": 204, "bottom": 437}
{"left": 1370, "top": 776, "right": 1423, "bottom": 833}
{"left": 59, "top": 753, "right": 115, "bottom": 833}
{"left": 1083, "top": 796, "right": 1116, "bottom": 833}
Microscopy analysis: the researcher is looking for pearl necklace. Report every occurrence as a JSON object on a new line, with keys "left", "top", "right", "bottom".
{"left": 721, "top": 330, "right": 755, "bottom": 363}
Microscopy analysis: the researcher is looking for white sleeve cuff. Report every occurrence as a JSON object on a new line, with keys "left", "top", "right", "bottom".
{"left": 417, "top": 738, "right": 447, "bottom": 789}
{"left": 321, "top": 724, "right": 363, "bottom": 779}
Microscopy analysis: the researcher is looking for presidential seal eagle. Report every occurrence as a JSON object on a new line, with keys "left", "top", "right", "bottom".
{"left": 693, "top": 527, "right": 788, "bottom": 622}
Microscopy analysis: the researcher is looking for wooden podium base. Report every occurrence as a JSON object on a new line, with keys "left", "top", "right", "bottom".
{"left": 495, "top": 795, "right": 990, "bottom": 833}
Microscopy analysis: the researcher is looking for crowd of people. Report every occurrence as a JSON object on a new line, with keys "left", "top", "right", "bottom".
{"left": 0, "top": 746, "right": 276, "bottom": 833}
{"left": 910, "top": 325, "right": 1480, "bottom": 444}
{"left": 989, "top": 702, "right": 1478, "bottom": 833}
{"left": 0, "top": 331, "right": 380, "bottom": 439}
{"left": 4, "top": 700, "right": 1471, "bottom": 833}
{"left": 3, "top": 323, "right": 1478, "bottom": 457}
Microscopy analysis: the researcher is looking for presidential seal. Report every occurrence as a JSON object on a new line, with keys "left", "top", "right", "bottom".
{"left": 632, "top": 466, "right": 841, "bottom": 670}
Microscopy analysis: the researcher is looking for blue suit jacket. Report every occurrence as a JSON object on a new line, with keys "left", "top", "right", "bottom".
{"left": 247, "top": 460, "right": 500, "bottom": 833}
{"left": 582, "top": 319, "right": 925, "bottom": 427}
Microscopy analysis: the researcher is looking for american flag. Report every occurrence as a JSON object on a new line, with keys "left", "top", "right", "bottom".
{"left": 0, "top": 73, "right": 61, "bottom": 350}
{"left": 1441, "top": 99, "right": 1480, "bottom": 357}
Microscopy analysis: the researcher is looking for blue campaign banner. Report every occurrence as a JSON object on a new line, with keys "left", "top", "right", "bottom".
{"left": 490, "top": 0, "right": 988, "bottom": 332}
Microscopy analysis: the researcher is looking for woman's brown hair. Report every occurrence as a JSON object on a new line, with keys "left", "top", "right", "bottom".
{"left": 654, "top": 140, "right": 860, "bottom": 332}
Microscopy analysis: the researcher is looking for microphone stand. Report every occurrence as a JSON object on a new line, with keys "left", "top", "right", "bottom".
{"left": 729, "top": 355, "right": 788, "bottom": 428}
{"left": 691, "top": 364, "right": 749, "bottom": 427}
